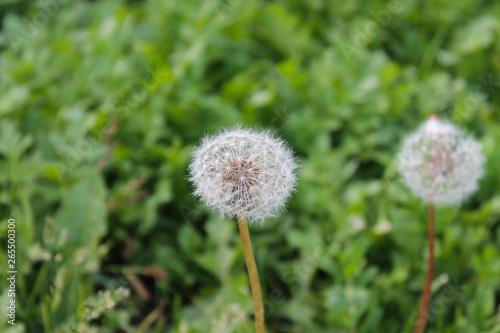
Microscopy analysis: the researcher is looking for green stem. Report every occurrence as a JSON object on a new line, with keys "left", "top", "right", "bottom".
{"left": 238, "top": 216, "right": 265, "bottom": 333}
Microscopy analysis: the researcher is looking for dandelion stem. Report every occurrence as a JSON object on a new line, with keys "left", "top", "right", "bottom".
{"left": 414, "top": 202, "right": 435, "bottom": 333}
{"left": 238, "top": 216, "right": 265, "bottom": 333}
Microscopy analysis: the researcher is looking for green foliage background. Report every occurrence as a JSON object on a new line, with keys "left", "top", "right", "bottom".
{"left": 0, "top": 0, "right": 500, "bottom": 332}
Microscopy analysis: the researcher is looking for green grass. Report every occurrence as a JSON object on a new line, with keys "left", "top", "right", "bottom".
{"left": 0, "top": 0, "right": 499, "bottom": 332}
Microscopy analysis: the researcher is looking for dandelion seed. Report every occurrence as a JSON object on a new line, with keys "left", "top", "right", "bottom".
{"left": 188, "top": 126, "right": 299, "bottom": 333}
{"left": 397, "top": 115, "right": 486, "bottom": 333}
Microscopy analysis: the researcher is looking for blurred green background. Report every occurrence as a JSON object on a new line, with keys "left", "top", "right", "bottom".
{"left": 1, "top": 0, "right": 500, "bottom": 332}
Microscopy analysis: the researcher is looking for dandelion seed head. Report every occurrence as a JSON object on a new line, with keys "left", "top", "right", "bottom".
{"left": 397, "top": 117, "right": 485, "bottom": 205}
{"left": 189, "top": 126, "right": 298, "bottom": 223}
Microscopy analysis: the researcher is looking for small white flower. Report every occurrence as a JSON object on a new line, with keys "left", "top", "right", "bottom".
{"left": 189, "top": 127, "right": 298, "bottom": 223}
{"left": 397, "top": 116, "right": 485, "bottom": 205}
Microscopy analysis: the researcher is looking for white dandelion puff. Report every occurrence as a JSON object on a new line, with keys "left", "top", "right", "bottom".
{"left": 397, "top": 116, "right": 485, "bottom": 205}
{"left": 188, "top": 126, "right": 298, "bottom": 223}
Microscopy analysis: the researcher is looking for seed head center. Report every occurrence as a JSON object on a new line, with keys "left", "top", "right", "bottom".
{"left": 428, "top": 141, "right": 455, "bottom": 179}
{"left": 221, "top": 159, "right": 260, "bottom": 192}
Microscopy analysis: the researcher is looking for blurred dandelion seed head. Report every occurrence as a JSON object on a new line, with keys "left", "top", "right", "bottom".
{"left": 189, "top": 127, "right": 298, "bottom": 223}
{"left": 397, "top": 118, "right": 485, "bottom": 205}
